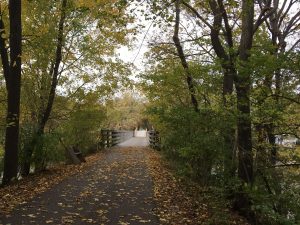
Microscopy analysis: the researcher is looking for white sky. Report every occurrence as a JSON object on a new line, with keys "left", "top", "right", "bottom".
{"left": 117, "top": 1, "right": 157, "bottom": 77}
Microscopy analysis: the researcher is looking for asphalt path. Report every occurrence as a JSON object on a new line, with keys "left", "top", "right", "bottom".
{"left": 0, "top": 144, "right": 159, "bottom": 225}
{"left": 118, "top": 137, "right": 149, "bottom": 147}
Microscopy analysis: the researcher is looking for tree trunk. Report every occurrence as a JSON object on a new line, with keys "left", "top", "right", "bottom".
{"left": 236, "top": 0, "right": 254, "bottom": 185}
{"left": 263, "top": 0, "right": 298, "bottom": 167}
{"left": 209, "top": 0, "right": 236, "bottom": 177}
{"left": 2, "top": 0, "right": 22, "bottom": 185}
{"left": 235, "top": 86, "right": 253, "bottom": 182}
{"left": 20, "top": 133, "right": 38, "bottom": 176}
{"left": 233, "top": 0, "right": 254, "bottom": 218}
{"left": 21, "top": 0, "right": 67, "bottom": 176}
{"left": 173, "top": 0, "right": 199, "bottom": 113}
{"left": 39, "top": 0, "right": 67, "bottom": 133}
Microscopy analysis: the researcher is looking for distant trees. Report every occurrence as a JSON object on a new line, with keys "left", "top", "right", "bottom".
{"left": 106, "top": 92, "right": 147, "bottom": 130}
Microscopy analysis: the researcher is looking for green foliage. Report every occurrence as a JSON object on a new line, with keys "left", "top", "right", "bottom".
{"left": 156, "top": 106, "right": 227, "bottom": 184}
{"left": 19, "top": 122, "right": 37, "bottom": 169}
{"left": 3, "top": 0, "right": 135, "bottom": 174}
{"left": 19, "top": 122, "right": 64, "bottom": 171}
{"left": 140, "top": 13, "right": 300, "bottom": 221}
{"left": 0, "top": 145, "right": 3, "bottom": 157}
{"left": 32, "top": 132, "right": 63, "bottom": 170}
{"left": 140, "top": 57, "right": 235, "bottom": 184}
{"left": 105, "top": 92, "right": 147, "bottom": 130}
{"left": 60, "top": 105, "right": 106, "bottom": 155}
{"left": 250, "top": 169, "right": 300, "bottom": 225}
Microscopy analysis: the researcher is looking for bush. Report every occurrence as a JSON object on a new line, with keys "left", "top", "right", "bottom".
{"left": 148, "top": 105, "right": 232, "bottom": 185}
{"left": 251, "top": 168, "right": 300, "bottom": 225}
{"left": 19, "top": 122, "right": 65, "bottom": 172}
{"left": 32, "top": 132, "right": 64, "bottom": 170}
{"left": 59, "top": 106, "right": 106, "bottom": 155}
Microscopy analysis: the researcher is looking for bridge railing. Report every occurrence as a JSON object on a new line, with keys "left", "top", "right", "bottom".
{"left": 148, "top": 130, "right": 160, "bottom": 150}
{"left": 100, "top": 129, "right": 133, "bottom": 148}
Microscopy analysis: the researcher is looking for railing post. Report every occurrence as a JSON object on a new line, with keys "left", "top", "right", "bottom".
{"left": 149, "top": 130, "right": 160, "bottom": 150}
{"left": 101, "top": 129, "right": 110, "bottom": 149}
{"left": 108, "top": 130, "right": 112, "bottom": 147}
{"left": 100, "top": 129, "right": 104, "bottom": 149}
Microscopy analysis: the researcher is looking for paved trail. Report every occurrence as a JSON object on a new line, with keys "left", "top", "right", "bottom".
{"left": 0, "top": 138, "right": 160, "bottom": 225}
{"left": 118, "top": 137, "right": 149, "bottom": 147}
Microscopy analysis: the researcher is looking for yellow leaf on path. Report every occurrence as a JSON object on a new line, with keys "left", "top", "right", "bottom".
{"left": 139, "top": 219, "right": 151, "bottom": 223}
{"left": 27, "top": 214, "right": 36, "bottom": 218}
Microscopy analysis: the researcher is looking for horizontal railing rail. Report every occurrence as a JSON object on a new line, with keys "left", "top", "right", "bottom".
{"left": 100, "top": 129, "right": 133, "bottom": 148}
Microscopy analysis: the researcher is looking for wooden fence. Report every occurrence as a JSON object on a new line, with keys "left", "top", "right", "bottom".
{"left": 100, "top": 129, "right": 133, "bottom": 148}
{"left": 148, "top": 130, "right": 160, "bottom": 150}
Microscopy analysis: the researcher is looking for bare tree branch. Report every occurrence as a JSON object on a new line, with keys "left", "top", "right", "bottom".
{"left": 181, "top": 0, "right": 214, "bottom": 30}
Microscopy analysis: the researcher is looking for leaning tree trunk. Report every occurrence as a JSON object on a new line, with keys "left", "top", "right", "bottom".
{"left": 2, "top": 0, "right": 22, "bottom": 185}
{"left": 173, "top": 0, "right": 199, "bottom": 113}
{"left": 21, "top": 0, "right": 67, "bottom": 175}
{"left": 39, "top": 0, "right": 67, "bottom": 134}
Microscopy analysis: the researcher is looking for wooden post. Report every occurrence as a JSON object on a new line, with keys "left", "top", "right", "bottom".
{"left": 149, "top": 130, "right": 160, "bottom": 150}
{"left": 101, "top": 129, "right": 110, "bottom": 149}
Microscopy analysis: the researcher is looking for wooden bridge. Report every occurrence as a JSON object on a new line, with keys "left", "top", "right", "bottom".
{"left": 100, "top": 129, "right": 160, "bottom": 149}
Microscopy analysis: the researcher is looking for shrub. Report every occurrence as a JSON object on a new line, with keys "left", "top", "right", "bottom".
{"left": 148, "top": 105, "right": 231, "bottom": 185}
{"left": 19, "top": 122, "right": 64, "bottom": 172}
{"left": 59, "top": 106, "right": 106, "bottom": 155}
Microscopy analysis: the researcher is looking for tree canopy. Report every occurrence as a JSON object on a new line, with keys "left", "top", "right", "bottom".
{"left": 0, "top": 0, "right": 299, "bottom": 224}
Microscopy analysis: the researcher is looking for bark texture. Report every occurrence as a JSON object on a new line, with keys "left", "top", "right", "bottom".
{"left": 1, "top": 0, "right": 22, "bottom": 184}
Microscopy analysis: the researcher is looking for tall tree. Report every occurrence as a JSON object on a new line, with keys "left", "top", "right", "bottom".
{"left": 236, "top": 0, "right": 255, "bottom": 185}
{"left": 139, "top": 0, "right": 300, "bottom": 222}
{"left": 232, "top": 0, "right": 255, "bottom": 215}
{"left": 173, "top": 0, "right": 199, "bottom": 113}
{"left": 38, "top": 0, "right": 67, "bottom": 135}
{"left": 0, "top": 0, "right": 22, "bottom": 184}
{"left": 260, "top": 0, "right": 300, "bottom": 165}
{"left": 21, "top": 0, "right": 67, "bottom": 175}
{"left": 20, "top": 0, "right": 133, "bottom": 175}
{"left": 165, "top": 0, "right": 277, "bottom": 217}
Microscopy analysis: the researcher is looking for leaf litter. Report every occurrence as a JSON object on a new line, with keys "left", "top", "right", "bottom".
{"left": 145, "top": 148, "right": 251, "bottom": 225}
{"left": 0, "top": 152, "right": 105, "bottom": 215}
{"left": 1, "top": 147, "right": 250, "bottom": 224}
